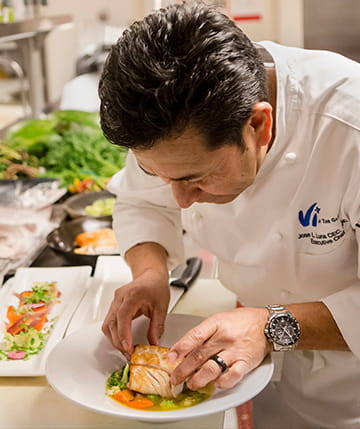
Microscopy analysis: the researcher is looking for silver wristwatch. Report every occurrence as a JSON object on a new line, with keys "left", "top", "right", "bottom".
{"left": 264, "top": 304, "right": 301, "bottom": 351}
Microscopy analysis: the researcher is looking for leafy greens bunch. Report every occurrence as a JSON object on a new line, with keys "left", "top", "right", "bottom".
{"left": 0, "top": 110, "right": 127, "bottom": 192}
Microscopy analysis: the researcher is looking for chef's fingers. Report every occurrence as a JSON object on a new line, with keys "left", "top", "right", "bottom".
{"left": 168, "top": 317, "right": 218, "bottom": 362}
{"left": 185, "top": 353, "right": 230, "bottom": 390}
{"left": 186, "top": 356, "right": 250, "bottom": 391}
{"left": 104, "top": 316, "right": 133, "bottom": 359}
{"left": 114, "top": 305, "right": 137, "bottom": 358}
{"left": 147, "top": 309, "right": 166, "bottom": 346}
{"left": 101, "top": 294, "right": 136, "bottom": 358}
{"left": 102, "top": 301, "right": 119, "bottom": 343}
{"left": 214, "top": 360, "right": 249, "bottom": 389}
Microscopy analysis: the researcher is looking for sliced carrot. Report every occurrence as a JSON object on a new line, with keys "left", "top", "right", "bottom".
{"left": 19, "top": 291, "right": 33, "bottom": 298}
{"left": 7, "top": 308, "right": 49, "bottom": 335}
{"left": 33, "top": 314, "right": 48, "bottom": 331}
{"left": 7, "top": 318, "right": 27, "bottom": 335}
{"left": 6, "top": 306, "right": 22, "bottom": 326}
{"left": 113, "top": 389, "right": 135, "bottom": 403}
{"left": 129, "top": 398, "right": 154, "bottom": 409}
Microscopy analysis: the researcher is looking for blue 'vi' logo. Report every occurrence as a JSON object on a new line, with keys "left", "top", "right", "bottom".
{"left": 298, "top": 202, "right": 320, "bottom": 227}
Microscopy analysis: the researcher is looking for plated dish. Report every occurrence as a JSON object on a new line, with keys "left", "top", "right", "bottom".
{"left": 1, "top": 280, "right": 61, "bottom": 361}
{"left": 46, "top": 313, "right": 274, "bottom": 423}
{"left": 73, "top": 228, "right": 118, "bottom": 255}
{"left": 0, "top": 266, "right": 92, "bottom": 376}
{"left": 106, "top": 344, "right": 215, "bottom": 411}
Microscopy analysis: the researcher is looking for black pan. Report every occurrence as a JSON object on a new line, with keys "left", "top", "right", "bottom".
{"left": 46, "top": 216, "right": 117, "bottom": 266}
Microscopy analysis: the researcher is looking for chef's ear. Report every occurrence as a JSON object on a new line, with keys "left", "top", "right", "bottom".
{"left": 249, "top": 101, "right": 273, "bottom": 147}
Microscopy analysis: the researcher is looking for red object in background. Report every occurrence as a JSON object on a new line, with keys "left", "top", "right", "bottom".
{"left": 237, "top": 400, "right": 254, "bottom": 429}
{"left": 232, "top": 14, "right": 262, "bottom": 21}
{"left": 222, "top": 0, "right": 262, "bottom": 22}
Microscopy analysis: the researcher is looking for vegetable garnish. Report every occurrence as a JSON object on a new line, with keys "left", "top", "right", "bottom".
{"left": 0, "top": 281, "right": 60, "bottom": 361}
{"left": 105, "top": 363, "right": 214, "bottom": 412}
{"left": 84, "top": 198, "right": 115, "bottom": 217}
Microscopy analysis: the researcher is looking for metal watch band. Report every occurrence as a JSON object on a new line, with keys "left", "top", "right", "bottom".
{"left": 266, "top": 304, "right": 286, "bottom": 314}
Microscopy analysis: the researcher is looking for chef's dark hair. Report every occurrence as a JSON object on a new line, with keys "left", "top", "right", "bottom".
{"left": 99, "top": 2, "right": 268, "bottom": 151}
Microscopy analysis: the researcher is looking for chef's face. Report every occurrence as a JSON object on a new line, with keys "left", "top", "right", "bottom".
{"left": 134, "top": 102, "right": 273, "bottom": 209}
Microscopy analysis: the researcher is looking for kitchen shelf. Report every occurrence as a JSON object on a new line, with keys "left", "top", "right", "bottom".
{"left": 0, "top": 15, "right": 74, "bottom": 119}
{"left": 0, "top": 15, "right": 73, "bottom": 43}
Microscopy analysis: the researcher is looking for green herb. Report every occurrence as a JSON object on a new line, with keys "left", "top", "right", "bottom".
{"left": 22, "top": 282, "right": 56, "bottom": 305}
{"left": 107, "top": 363, "right": 130, "bottom": 391}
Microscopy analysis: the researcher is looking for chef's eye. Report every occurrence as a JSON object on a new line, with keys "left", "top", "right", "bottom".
{"left": 188, "top": 176, "right": 207, "bottom": 185}
{"left": 139, "top": 165, "right": 157, "bottom": 176}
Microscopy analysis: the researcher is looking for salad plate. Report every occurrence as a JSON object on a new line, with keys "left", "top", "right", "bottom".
{"left": 46, "top": 313, "right": 274, "bottom": 423}
{"left": 0, "top": 265, "right": 92, "bottom": 376}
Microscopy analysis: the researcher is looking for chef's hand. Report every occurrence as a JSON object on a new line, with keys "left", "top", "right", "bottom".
{"left": 168, "top": 307, "right": 271, "bottom": 390}
{"left": 102, "top": 242, "right": 170, "bottom": 360}
{"left": 102, "top": 269, "right": 170, "bottom": 359}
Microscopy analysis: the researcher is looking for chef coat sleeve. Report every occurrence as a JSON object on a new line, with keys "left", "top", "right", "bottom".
{"left": 320, "top": 184, "right": 360, "bottom": 360}
{"left": 107, "top": 151, "right": 184, "bottom": 270}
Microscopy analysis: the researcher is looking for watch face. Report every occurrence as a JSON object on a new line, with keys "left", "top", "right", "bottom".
{"left": 268, "top": 314, "right": 300, "bottom": 346}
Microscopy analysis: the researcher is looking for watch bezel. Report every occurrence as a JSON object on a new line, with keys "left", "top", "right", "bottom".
{"left": 264, "top": 306, "right": 301, "bottom": 351}
{"left": 267, "top": 312, "right": 301, "bottom": 347}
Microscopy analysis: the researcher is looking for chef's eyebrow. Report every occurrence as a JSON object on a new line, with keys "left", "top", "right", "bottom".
{"left": 138, "top": 163, "right": 202, "bottom": 182}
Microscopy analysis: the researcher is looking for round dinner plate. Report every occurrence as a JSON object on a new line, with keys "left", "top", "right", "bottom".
{"left": 45, "top": 313, "right": 274, "bottom": 423}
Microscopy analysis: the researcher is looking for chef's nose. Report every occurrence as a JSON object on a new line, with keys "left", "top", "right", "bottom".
{"left": 170, "top": 181, "right": 201, "bottom": 209}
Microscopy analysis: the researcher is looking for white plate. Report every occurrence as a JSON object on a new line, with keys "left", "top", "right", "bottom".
{"left": 46, "top": 313, "right": 274, "bottom": 423}
{"left": 65, "top": 256, "right": 186, "bottom": 336}
{"left": 0, "top": 266, "right": 92, "bottom": 376}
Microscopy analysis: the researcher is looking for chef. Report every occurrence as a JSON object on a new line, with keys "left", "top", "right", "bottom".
{"left": 98, "top": 3, "right": 360, "bottom": 428}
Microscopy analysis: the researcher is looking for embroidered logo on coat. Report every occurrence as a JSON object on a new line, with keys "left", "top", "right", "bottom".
{"left": 297, "top": 203, "right": 348, "bottom": 246}
{"left": 298, "top": 202, "right": 320, "bottom": 227}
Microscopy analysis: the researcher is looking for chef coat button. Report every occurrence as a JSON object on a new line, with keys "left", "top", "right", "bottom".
{"left": 191, "top": 211, "right": 202, "bottom": 224}
{"left": 273, "top": 232, "right": 283, "bottom": 242}
{"left": 285, "top": 152, "right": 297, "bottom": 164}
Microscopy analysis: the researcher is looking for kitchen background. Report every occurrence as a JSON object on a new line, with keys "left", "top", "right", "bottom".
{"left": 0, "top": 0, "right": 359, "bottom": 279}
{"left": 0, "top": 3, "right": 359, "bottom": 427}
{"left": 1, "top": 0, "right": 359, "bottom": 130}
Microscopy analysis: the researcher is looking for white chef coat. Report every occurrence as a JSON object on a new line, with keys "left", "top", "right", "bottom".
{"left": 107, "top": 41, "right": 360, "bottom": 428}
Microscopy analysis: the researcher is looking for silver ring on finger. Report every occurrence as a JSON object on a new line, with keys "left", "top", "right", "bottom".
{"left": 209, "top": 354, "right": 228, "bottom": 373}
